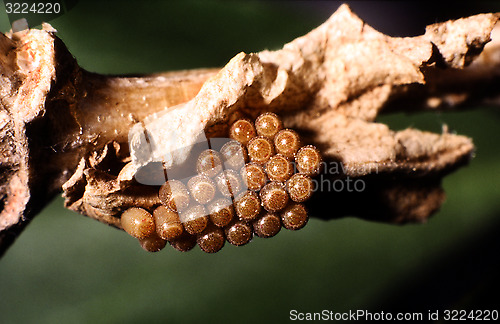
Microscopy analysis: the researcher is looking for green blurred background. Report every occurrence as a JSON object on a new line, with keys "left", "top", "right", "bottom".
{"left": 1, "top": 1, "right": 500, "bottom": 323}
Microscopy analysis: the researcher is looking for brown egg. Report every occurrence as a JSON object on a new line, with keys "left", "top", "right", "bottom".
{"left": 253, "top": 213, "right": 281, "bottom": 238}
{"left": 265, "top": 154, "right": 294, "bottom": 182}
{"left": 220, "top": 140, "right": 247, "bottom": 170}
{"left": 215, "top": 169, "right": 243, "bottom": 198}
{"left": 196, "top": 149, "right": 223, "bottom": 178}
{"left": 225, "top": 221, "right": 253, "bottom": 246}
{"left": 274, "top": 129, "right": 301, "bottom": 160}
{"left": 234, "top": 191, "right": 262, "bottom": 221}
{"left": 229, "top": 118, "right": 256, "bottom": 145}
{"left": 281, "top": 203, "right": 308, "bottom": 230}
{"left": 121, "top": 207, "right": 155, "bottom": 239}
{"left": 286, "top": 173, "right": 314, "bottom": 202}
{"left": 158, "top": 180, "right": 190, "bottom": 212}
{"left": 240, "top": 162, "right": 267, "bottom": 191}
{"left": 187, "top": 175, "right": 216, "bottom": 205}
{"left": 207, "top": 198, "right": 235, "bottom": 227}
{"left": 260, "top": 182, "right": 289, "bottom": 212}
{"left": 169, "top": 232, "right": 197, "bottom": 252}
{"left": 247, "top": 136, "right": 275, "bottom": 164}
{"left": 138, "top": 232, "right": 167, "bottom": 252}
{"left": 255, "top": 112, "right": 283, "bottom": 139}
{"left": 197, "top": 224, "right": 225, "bottom": 253}
{"left": 153, "top": 205, "right": 183, "bottom": 241}
{"left": 181, "top": 204, "right": 209, "bottom": 235}
{"left": 295, "top": 145, "right": 322, "bottom": 176}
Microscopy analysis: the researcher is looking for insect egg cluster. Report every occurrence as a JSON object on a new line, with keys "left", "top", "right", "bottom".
{"left": 121, "top": 112, "right": 322, "bottom": 253}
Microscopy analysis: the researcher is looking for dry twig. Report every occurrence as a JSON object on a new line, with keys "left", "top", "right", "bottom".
{"left": 1, "top": 5, "right": 499, "bottom": 255}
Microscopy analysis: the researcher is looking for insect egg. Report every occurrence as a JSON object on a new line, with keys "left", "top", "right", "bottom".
{"left": 281, "top": 203, "right": 308, "bottom": 230}
{"left": 255, "top": 112, "right": 283, "bottom": 139}
{"left": 286, "top": 173, "right": 313, "bottom": 202}
{"left": 181, "top": 204, "right": 209, "bottom": 235}
{"left": 225, "top": 221, "right": 253, "bottom": 246}
{"left": 295, "top": 145, "right": 322, "bottom": 176}
{"left": 130, "top": 111, "right": 320, "bottom": 253}
{"left": 220, "top": 140, "right": 247, "bottom": 170}
{"left": 253, "top": 212, "right": 281, "bottom": 238}
{"left": 207, "top": 198, "right": 235, "bottom": 227}
{"left": 197, "top": 224, "right": 225, "bottom": 253}
{"left": 229, "top": 118, "right": 256, "bottom": 145}
{"left": 159, "top": 180, "right": 190, "bottom": 212}
{"left": 234, "top": 190, "right": 262, "bottom": 221}
{"left": 153, "top": 205, "right": 184, "bottom": 241}
{"left": 265, "top": 154, "right": 293, "bottom": 182}
{"left": 247, "top": 136, "right": 275, "bottom": 164}
{"left": 215, "top": 169, "right": 242, "bottom": 198}
{"left": 240, "top": 162, "right": 267, "bottom": 191}
{"left": 196, "top": 149, "right": 223, "bottom": 178}
{"left": 138, "top": 232, "right": 167, "bottom": 252}
{"left": 121, "top": 207, "right": 155, "bottom": 239}
{"left": 274, "top": 129, "right": 301, "bottom": 160}
{"left": 187, "top": 175, "right": 216, "bottom": 204}
{"left": 259, "top": 182, "right": 289, "bottom": 212}
{"left": 170, "top": 232, "right": 197, "bottom": 252}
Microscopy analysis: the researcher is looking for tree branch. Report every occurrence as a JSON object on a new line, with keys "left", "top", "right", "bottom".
{"left": 1, "top": 5, "right": 499, "bottom": 256}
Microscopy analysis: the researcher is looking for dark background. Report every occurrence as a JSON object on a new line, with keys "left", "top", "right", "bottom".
{"left": 1, "top": 1, "right": 499, "bottom": 323}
